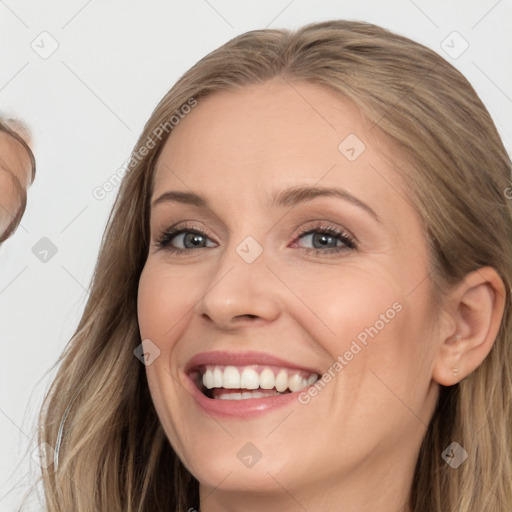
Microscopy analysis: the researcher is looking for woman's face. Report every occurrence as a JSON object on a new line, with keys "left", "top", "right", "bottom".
{"left": 137, "top": 79, "right": 442, "bottom": 507}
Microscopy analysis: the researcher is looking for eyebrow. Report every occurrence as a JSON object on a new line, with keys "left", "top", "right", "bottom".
{"left": 151, "top": 185, "right": 380, "bottom": 223}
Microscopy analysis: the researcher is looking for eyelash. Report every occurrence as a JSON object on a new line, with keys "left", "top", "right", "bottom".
{"left": 155, "top": 222, "right": 357, "bottom": 256}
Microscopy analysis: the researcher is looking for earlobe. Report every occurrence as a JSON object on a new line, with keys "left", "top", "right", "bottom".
{"left": 432, "top": 267, "right": 506, "bottom": 386}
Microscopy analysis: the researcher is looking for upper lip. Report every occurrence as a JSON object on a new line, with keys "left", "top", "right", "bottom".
{"left": 184, "top": 350, "right": 321, "bottom": 376}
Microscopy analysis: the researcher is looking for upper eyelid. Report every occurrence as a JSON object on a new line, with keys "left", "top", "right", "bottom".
{"left": 151, "top": 209, "right": 233, "bottom": 237}
{"left": 155, "top": 217, "right": 352, "bottom": 235}
{"left": 156, "top": 222, "right": 348, "bottom": 239}
{"left": 150, "top": 203, "right": 365, "bottom": 240}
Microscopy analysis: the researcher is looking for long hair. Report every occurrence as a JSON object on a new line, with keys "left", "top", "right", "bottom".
{"left": 35, "top": 20, "right": 512, "bottom": 511}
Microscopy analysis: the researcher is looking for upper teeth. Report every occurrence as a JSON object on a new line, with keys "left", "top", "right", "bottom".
{"left": 201, "top": 365, "right": 318, "bottom": 393}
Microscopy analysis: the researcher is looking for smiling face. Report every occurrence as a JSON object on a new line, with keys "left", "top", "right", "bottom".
{"left": 137, "top": 78, "right": 443, "bottom": 510}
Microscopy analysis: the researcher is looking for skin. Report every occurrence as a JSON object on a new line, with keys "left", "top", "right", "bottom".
{"left": 137, "top": 78, "right": 505, "bottom": 512}
{"left": 0, "top": 124, "right": 33, "bottom": 241}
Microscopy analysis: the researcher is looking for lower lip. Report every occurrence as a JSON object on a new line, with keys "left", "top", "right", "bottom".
{"left": 184, "top": 372, "right": 303, "bottom": 419}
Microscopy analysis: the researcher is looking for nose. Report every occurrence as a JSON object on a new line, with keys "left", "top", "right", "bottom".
{"left": 194, "top": 241, "right": 282, "bottom": 330}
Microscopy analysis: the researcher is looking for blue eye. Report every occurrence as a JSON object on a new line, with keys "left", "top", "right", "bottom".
{"left": 155, "top": 223, "right": 357, "bottom": 256}
{"left": 293, "top": 226, "right": 356, "bottom": 255}
{"left": 156, "top": 227, "right": 216, "bottom": 254}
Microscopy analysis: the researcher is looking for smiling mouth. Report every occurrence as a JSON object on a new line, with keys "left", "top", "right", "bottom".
{"left": 190, "top": 364, "right": 320, "bottom": 400}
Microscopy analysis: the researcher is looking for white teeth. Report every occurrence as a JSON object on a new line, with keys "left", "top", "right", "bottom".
{"left": 246, "top": 391, "right": 265, "bottom": 399}
{"left": 223, "top": 366, "right": 240, "bottom": 389}
{"left": 219, "top": 392, "right": 242, "bottom": 400}
{"left": 200, "top": 365, "right": 319, "bottom": 396}
{"left": 202, "top": 370, "right": 213, "bottom": 389}
{"left": 213, "top": 367, "right": 223, "bottom": 388}
{"left": 219, "top": 391, "right": 271, "bottom": 400}
{"left": 275, "top": 369, "right": 288, "bottom": 392}
{"left": 259, "top": 368, "right": 275, "bottom": 389}
{"left": 288, "top": 374, "right": 306, "bottom": 392}
{"left": 240, "top": 368, "right": 259, "bottom": 390}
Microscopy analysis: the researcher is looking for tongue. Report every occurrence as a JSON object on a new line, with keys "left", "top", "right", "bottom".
{"left": 211, "top": 387, "right": 284, "bottom": 399}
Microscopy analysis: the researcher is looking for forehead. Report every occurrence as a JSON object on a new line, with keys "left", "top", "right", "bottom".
{"left": 152, "top": 79, "right": 407, "bottom": 213}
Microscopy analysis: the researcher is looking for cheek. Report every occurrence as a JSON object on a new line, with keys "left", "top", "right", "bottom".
{"left": 282, "top": 264, "right": 405, "bottom": 346}
{"left": 136, "top": 264, "right": 195, "bottom": 458}
{"left": 137, "top": 262, "right": 197, "bottom": 341}
{"left": 285, "top": 264, "right": 435, "bottom": 395}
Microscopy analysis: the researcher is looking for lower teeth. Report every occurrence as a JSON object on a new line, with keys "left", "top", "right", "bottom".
{"left": 207, "top": 388, "right": 291, "bottom": 400}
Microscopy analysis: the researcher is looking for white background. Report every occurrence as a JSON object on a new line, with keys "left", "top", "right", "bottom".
{"left": 1, "top": 0, "right": 511, "bottom": 509}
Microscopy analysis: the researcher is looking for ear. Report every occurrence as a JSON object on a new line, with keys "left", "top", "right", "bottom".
{"left": 432, "top": 267, "right": 506, "bottom": 386}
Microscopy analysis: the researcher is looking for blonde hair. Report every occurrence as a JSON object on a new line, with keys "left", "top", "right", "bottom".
{"left": 34, "top": 20, "right": 512, "bottom": 511}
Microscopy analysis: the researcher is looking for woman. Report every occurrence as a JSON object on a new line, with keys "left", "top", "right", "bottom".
{"left": 36, "top": 20, "right": 512, "bottom": 511}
